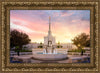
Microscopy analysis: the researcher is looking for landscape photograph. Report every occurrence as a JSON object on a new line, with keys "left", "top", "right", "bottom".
{"left": 10, "top": 10, "right": 90, "bottom": 63}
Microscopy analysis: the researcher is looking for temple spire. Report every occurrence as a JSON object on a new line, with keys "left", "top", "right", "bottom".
{"left": 49, "top": 16, "right": 51, "bottom": 32}
{"left": 48, "top": 16, "right": 51, "bottom": 36}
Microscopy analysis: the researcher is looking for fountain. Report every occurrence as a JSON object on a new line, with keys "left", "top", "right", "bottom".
{"left": 32, "top": 17, "right": 68, "bottom": 61}
{"left": 32, "top": 46, "right": 68, "bottom": 61}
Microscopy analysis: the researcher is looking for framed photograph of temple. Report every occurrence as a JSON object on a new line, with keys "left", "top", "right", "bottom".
{"left": 1, "top": 0, "right": 99, "bottom": 72}
{"left": 10, "top": 10, "right": 90, "bottom": 63}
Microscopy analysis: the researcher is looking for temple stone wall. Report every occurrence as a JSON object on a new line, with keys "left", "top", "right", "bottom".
{"left": 44, "top": 36, "right": 55, "bottom": 45}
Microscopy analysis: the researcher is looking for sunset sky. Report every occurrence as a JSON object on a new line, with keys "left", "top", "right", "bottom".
{"left": 10, "top": 10, "right": 90, "bottom": 43}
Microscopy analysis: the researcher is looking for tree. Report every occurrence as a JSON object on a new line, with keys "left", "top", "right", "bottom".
{"left": 72, "top": 33, "right": 90, "bottom": 49}
{"left": 10, "top": 30, "right": 31, "bottom": 50}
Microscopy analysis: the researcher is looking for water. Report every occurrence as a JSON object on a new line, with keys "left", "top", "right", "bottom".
{"left": 43, "top": 49, "right": 57, "bottom": 54}
{"left": 37, "top": 52, "right": 62, "bottom": 54}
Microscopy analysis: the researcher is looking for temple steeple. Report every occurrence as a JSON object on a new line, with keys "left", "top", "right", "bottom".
{"left": 49, "top": 16, "right": 51, "bottom": 32}
{"left": 44, "top": 16, "right": 55, "bottom": 46}
{"left": 48, "top": 16, "right": 51, "bottom": 36}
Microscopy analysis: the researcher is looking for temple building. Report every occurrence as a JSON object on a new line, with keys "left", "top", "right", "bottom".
{"left": 23, "top": 17, "right": 77, "bottom": 51}
{"left": 44, "top": 17, "right": 55, "bottom": 46}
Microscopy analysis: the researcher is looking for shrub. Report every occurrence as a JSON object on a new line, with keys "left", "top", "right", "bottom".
{"left": 68, "top": 49, "right": 86, "bottom": 53}
{"left": 15, "top": 49, "right": 32, "bottom": 52}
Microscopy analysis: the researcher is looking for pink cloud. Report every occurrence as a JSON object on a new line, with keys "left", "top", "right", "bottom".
{"left": 10, "top": 10, "right": 90, "bottom": 43}
{"left": 61, "top": 12, "right": 74, "bottom": 17}
{"left": 10, "top": 15, "right": 49, "bottom": 33}
{"left": 53, "top": 12, "right": 60, "bottom": 17}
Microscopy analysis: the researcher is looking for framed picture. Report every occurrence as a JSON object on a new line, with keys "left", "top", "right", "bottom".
{"left": 0, "top": 0, "right": 100, "bottom": 73}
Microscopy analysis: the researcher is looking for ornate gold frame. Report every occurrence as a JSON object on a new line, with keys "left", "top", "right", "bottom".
{"left": 0, "top": 0, "right": 99, "bottom": 73}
